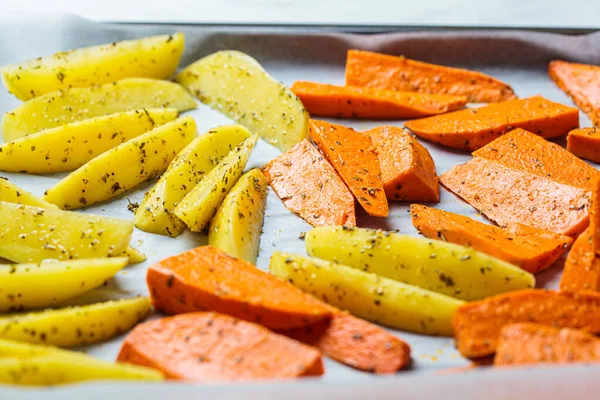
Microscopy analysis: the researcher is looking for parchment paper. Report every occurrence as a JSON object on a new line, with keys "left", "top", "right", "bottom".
{"left": 1, "top": 13, "right": 600, "bottom": 399}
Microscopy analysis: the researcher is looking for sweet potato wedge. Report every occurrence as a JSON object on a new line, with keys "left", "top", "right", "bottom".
{"left": 411, "top": 204, "right": 572, "bottom": 273}
{"left": 345, "top": 50, "right": 516, "bottom": 103}
{"left": 309, "top": 120, "right": 388, "bottom": 217}
{"left": 291, "top": 81, "right": 467, "bottom": 119}
{"left": 567, "top": 127, "right": 600, "bottom": 163}
{"left": 404, "top": 96, "right": 579, "bottom": 151}
{"left": 365, "top": 126, "right": 439, "bottom": 202}
{"left": 453, "top": 290, "right": 600, "bottom": 358}
{"left": 261, "top": 140, "right": 356, "bottom": 227}
{"left": 495, "top": 323, "right": 600, "bottom": 366}
{"left": 117, "top": 312, "right": 324, "bottom": 382}
{"left": 146, "top": 246, "right": 331, "bottom": 330}
{"left": 549, "top": 60, "right": 600, "bottom": 126}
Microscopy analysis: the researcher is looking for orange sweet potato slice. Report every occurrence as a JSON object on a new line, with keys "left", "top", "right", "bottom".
{"left": 567, "top": 127, "right": 600, "bottom": 163}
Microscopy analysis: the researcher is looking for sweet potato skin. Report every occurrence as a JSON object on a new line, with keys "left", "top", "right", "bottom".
{"left": 345, "top": 50, "right": 516, "bottom": 103}
{"left": 453, "top": 290, "right": 600, "bottom": 359}
{"left": 567, "top": 128, "right": 600, "bottom": 163}
{"left": 146, "top": 246, "right": 331, "bottom": 330}
{"left": 261, "top": 140, "right": 356, "bottom": 227}
{"left": 117, "top": 312, "right": 324, "bottom": 382}
{"left": 366, "top": 126, "right": 439, "bottom": 202}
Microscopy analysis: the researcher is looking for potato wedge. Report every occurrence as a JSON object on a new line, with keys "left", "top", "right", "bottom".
{"left": 2, "top": 33, "right": 185, "bottom": 101}
{"left": 176, "top": 50, "right": 308, "bottom": 152}
{"left": 270, "top": 252, "right": 463, "bottom": 335}
{"left": 0, "top": 297, "right": 151, "bottom": 348}
{"left": 0, "top": 257, "right": 128, "bottom": 312}
{"left": 0, "top": 202, "right": 133, "bottom": 263}
{"left": 120, "top": 246, "right": 147, "bottom": 264}
{"left": 2, "top": 78, "right": 197, "bottom": 141}
{"left": 306, "top": 226, "right": 535, "bottom": 301}
{"left": 135, "top": 124, "right": 252, "bottom": 237}
{"left": 174, "top": 134, "right": 258, "bottom": 232}
{"left": 0, "top": 108, "right": 178, "bottom": 174}
{"left": 209, "top": 169, "right": 268, "bottom": 263}
{"left": 43, "top": 116, "right": 196, "bottom": 209}
{"left": 0, "top": 178, "right": 58, "bottom": 209}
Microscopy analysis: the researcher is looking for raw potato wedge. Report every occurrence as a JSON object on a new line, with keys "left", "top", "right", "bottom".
{"left": 1, "top": 78, "right": 197, "bottom": 141}
{"left": 209, "top": 169, "right": 269, "bottom": 263}
{"left": 174, "top": 135, "right": 258, "bottom": 232}
{"left": 0, "top": 297, "right": 151, "bottom": 348}
{"left": 44, "top": 117, "right": 197, "bottom": 209}
{"left": 0, "top": 257, "right": 128, "bottom": 312}
{"left": 306, "top": 226, "right": 534, "bottom": 301}
{"left": 270, "top": 252, "right": 464, "bottom": 336}
{"left": 176, "top": 50, "right": 308, "bottom": 152}
{"left": 0, "top": 108, "right": 178, "bottom": 174}
{"left": 0, "top": 178, "right": 58, "bottom": 209}
{"left": 0, "top": 202, "right": 133, "bottom": 263}
{"left": 1, "top": 33, "right": 185, "bottom": 101}
{"left": 0, "top": 339, "right": 163, "bottom": 385}
{"left": 135, "top": 124, "right": 251, "bottom": 237}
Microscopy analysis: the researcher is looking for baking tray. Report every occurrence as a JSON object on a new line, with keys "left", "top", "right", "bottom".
{"left": 1, "top": 13, "right": 600, "bottom": 400}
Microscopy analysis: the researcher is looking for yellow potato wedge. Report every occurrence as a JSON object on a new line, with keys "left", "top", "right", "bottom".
{"left": 0, "top": 339, "right": 163, "bottom": 385}
{"left": 0, "top": 257, "right": 128, "bottom": 312}
{"left": 0, "top": 202, "right": 133, "bottom": 263}
{"left": 174, "top": 134, "right": 258, "bottom": 232}
{"left": 120, "top": 246, "right": 147, "bottom": 264}
{"left": 176, "top": 50, "right": 308, "bottom": 152}
{"left": 135, "top": 124, "right": 252, "bottom": 237}
{"left": 306, "top": 226, "right": 535, "bottom": 301}
{"left": 2, "top": 33, "right": 185, "bottom": 100}
{"left": 0, "top": 297, "right": 151, "bottom": 348}
{"left": 209, "top": 169, "right": 268, "bottom": 263}
{"left": 0, "top": 178, "right": 58, "bottom": 209}
{"left": 43, "top": 116, "right": 197, "bottom": 209}
{"left": 0, "top": 108, "right": 178, "bottom": 174}
{"left": 2, "top": 78, "right": 197, "bottom": 141}
{"left": 270, "top": 252, "right": 463, "bottom": 336}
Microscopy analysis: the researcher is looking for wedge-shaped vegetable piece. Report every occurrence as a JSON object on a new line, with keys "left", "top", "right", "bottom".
{"left": 404, "top": 96, "right": 579, "bottom": 151}
{"left": 0, "top": 297, "right": 151, "bottom": 348}
{"left": 0, "top": 257, "right": 128, "bottom": 312}
{"left": 0, "top": 178, "right": 58, "bottom": 209}
{"left": 549, "top": 60, "right": 600, "bottom": 126}
{"left": 1, "top": 33, "right": 185, "bottom": 101}
{"left": 0, "top": 108, "right": 178, "bottom": 174}
{"left": 271, "top": 252, "right": 464, "bottom": 336}
{"left": 135, "top": 124, "right": 251, "bottom": 237}
{"left": 44, "top": 116, "right": 196, "bottom": 209}
{"left": 262, "top": 140, "right": 356, "bottom": 227}
{"left": 345, "top": 49, "right": 516, "bottom": 103}
{"left": 365, "top": 126, "right": 439, "bottom": 202}
{"left": 176, "top": 50, "right": 308, "bottom": 152}
{"left": 1, "top": 78, "right": 197, "bottom": 141}
{"left": 118, "top": 312, "right": 324, "bottom": 382}
{"left": 494, "top": 323, "right": 600, "bottom": 366}
{"left": 120, "top": 246, "right": 147, "bottom": 264}
{"left": 147, "top": 246, "right": 331, "bottom": 330}
{"left": 309, "top": 120, "right": 388, "bottom": 217}
{"left": 561, "top": 230, "right": 600, "bottom": 291}
{"left": 0, "top": 202, "right": 133, "bottom": 263}
{"left": 440, "top": 157, "right": 589, "bottom": 236}
{"left": 306, "top": 226, "right": 534, "bottom": 301}
{"left": 567, "top": 127, "right": 600, "bottom": 163}
{"left": 411, "top": 204, "right": 572, "bottom": 274}
{"left": 291, "top": 81, "right": 467, "bottom": 119}
{"left": 208, "top": 169, "right": 268, "bottom": 263}
{"left": 0, "top": 339, "right": 163, "bottom": 385}
{"left": 453, "top": 290, "right": 600, "bottom": 358}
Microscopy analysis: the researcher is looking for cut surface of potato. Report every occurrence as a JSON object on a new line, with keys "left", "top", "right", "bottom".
{"left": 0, "top": 257, "right": 128, "bottom": 312}
{"left": 176, "top": 50, "right": 308, "bottom": 152}
{"left": 0, "top": 202, "right": 133, "bottom": 263}
{"left": 43, "top": 116, "right": 197, "bottom": 209}
{"left": 0, "top": 108, "right": 178, "bottom": 174}
{"left": 209, "top": 169, "right": 269, "bottom": 263}
{"left": 306, "top": 226, "right": 535, "bottom": 301}
{"left": 135, "top": 124, "right": 252, "bottom": 237}
{"left": 270, "top": 252, "right": 463, "bottom": 336}
{"left": 0, "top": 178, "right": 58, "bottom": 209}
{"left": 0, "top": 297, "right": 151, "bottom": 348}
{"left": 2, "top": 78, "right": 197, "bottom": 141}
{"left": 174, "top": 134, "right": 258, "bottom": 232}
{"left": 1, "top": 33, "right": 185, "bottom": 101}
